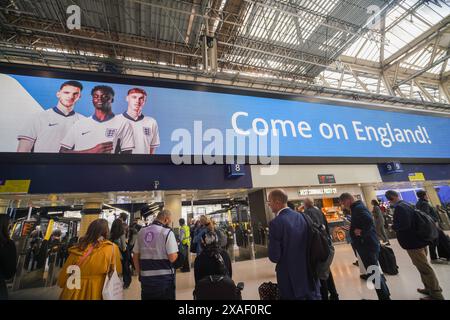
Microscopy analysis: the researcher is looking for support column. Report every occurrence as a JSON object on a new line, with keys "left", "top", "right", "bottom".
{"left": 423, "top": 183, "right": 450, "bottom": 229}
{"left": 423, "top": 183, "right": 442, "bottom": 207}
{"left": 248, "top": 189, "right": 273, "bottom": 259}
{"left": 0, "top": 199, "right": 9, "bottom": 215}
{"left": 362, "top": 185, "right": 378, "bottom": 211}
{"left": 248, "top": 189, "right": 273, "bottom": 228}
{"left": 164, "top": 194, "right": 182, "bottom": 230}
{"left": 79, "top": 202, "right": 102, "bottom": 237}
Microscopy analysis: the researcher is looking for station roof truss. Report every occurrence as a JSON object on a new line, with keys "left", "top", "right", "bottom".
{"left": 0, "top": 0, "right": 449, "bottom": 112}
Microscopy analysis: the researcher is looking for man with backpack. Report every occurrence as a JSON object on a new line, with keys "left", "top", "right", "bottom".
{"left": 303, "top": 198, "right": 339, "bottom": 300}
{"left": 339, "top": 193, "right": 391, "bottom": 300}
{"left": 193, "top": 230, "right": 242, "bottom": 300}
{"left": 385, "top": 190, "right": 444, "bottom": 300}
{"left": 415, "top": 190, "right": 447, "bottom": 264}
{"left": 267, "top": 189, "right": 321, "bottom": 300}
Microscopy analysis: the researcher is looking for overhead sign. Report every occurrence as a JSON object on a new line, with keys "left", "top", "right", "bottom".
{"left": 384, "top": 162, "right": 403, "bottom": 174}
{"left": 226, "top": 164, "right": 246, "bottom": 178}
{"left": 318, "top": 174, "right": 336, "bottom": 184}
{"left": 408, "top": 172, "right": 425, "bottom": 182}
{"left": 0, "top": 180, "right": 31, "bottom": 194}
{"left": 298, "top": 188, "right": 338, "bottom": 196}
{"left": 1, "top": 70, "right": 450, "bottom": 161}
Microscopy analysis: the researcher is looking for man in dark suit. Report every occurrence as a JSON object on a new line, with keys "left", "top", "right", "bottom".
{"left": 339, "top": 193, "right": 391, "bottom": 300}
{"left": 267, "top": 189, "right": 321, "bottom": 300}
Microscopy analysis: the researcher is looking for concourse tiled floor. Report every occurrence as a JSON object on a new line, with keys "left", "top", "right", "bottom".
{"left": 9, "top": 237, "right": 450, "bottom": 300}
{"left": 123, "top": 238, "right": 450, "bottom": 300}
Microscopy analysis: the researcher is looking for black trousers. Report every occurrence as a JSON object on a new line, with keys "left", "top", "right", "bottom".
{"left": 141, "top": 282, "right": 176, "bottom": 300}
{"left": 0, "top": 279, "right": 8, "bottom": 300}
{"left": 180, "top": 244, "right": 190, "bottom": 272}
{"left": 429, "top": 239, "right": 438, "bottom": 261}
{"left": 357, "top": 247, "right": 391, "bottom": 300}
{"left": 320, "top": 271, "right": 339, "bottom": 300}
{"left": 121, "top": 250, "right": 132, "bottom": 288}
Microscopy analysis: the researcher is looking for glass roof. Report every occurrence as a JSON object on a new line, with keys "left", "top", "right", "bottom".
{"left": 343, "top": 0, "right": 450, "bottom": 74}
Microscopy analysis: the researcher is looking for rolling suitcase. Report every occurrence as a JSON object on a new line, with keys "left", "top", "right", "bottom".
{"left": 378, "top": 245, "right": 399, "bottom": 275}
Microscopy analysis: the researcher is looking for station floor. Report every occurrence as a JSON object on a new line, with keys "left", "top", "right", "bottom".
{"left": 9, "top": 237, "right": 450, "bottom": 300}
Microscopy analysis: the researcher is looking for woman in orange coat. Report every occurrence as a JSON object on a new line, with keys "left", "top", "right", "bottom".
{"left": 57, "top": 219, "right": 122, "bottom": 300}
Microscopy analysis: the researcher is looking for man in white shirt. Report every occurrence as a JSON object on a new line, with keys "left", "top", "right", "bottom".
{"left": 60, "top": 85, "right": 134, "bottom": 154}
{"left": 119, "top": 88, "right": 160, "bottom": 154}
{"left": 17, "top": 81, "right": 85, "bottom": 153}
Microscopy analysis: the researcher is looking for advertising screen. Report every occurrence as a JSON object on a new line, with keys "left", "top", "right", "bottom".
{"left": 1, "top": 70, "right": 449, "bottom": 161}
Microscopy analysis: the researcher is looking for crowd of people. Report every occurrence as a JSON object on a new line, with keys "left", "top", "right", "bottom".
{"left": 267, "top": 188, "right": 448, "bottom": 300}
{"left": 0, "top": 187, "right": 448, "bottom": 300}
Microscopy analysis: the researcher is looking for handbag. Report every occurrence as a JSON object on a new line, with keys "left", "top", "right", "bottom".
{"left": 102, "top": 244, "right": 123, "bottom": 300}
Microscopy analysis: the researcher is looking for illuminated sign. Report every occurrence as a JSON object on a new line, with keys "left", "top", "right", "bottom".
{"left": 0, "top": 180, "right": 31, "bottom": 194}
{"left": 384, "top": 162, "right": 403, "bottom": 174}
{"left": 318, "top": 174, "right": 336, "bottom": 184}
{"left": 1, "top": 71, "right": 450, "bottom": 160}
{"left": 408, "top": 172, "right": 425, "bottom": 182}
{"left": 298, "top": 188, "right": 338, "bottom": 196}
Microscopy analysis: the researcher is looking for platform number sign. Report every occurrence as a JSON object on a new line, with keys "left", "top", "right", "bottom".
{"left": 226, "top": 164, "right": 246, "bottom": 178}
{"left": 384, "top": 162, "right": 403, "bottom": 174}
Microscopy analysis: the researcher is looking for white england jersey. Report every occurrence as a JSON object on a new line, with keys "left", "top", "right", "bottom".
{"left": 17, "top": 107, "right": 85, "bottom": 153}
{"left": 120, "top": 112, "right": 160, "bottom": 154}
{"left": 60, "top": 113, "right": 134, "bottom": 153}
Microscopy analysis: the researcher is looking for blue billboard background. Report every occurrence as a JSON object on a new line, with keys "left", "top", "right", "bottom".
{"left": 6, "top": 73, "right": 450, "bottom": 159}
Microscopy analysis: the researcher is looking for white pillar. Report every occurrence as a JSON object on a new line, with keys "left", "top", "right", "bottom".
{"left": 362, "top": 185, "right": 378, "bottom": 211}
{"left": 164, "top": 194, "right": 182, "bottom": 229}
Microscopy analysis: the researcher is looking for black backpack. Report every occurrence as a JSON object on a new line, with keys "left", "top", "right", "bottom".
{"left": 303, "top": 214, "right": 331, "bottom": 281}
{"left": 194, "top": 275, "right": 242, "bottom": 300}
{"left": 378, "top": 245, "right": 399, "bottom": 275}
{"left": 193, "top": 251, "right": 242, "bottom": 300}
{"left": 399, "top": 202, "right": 439, "bottom": 243}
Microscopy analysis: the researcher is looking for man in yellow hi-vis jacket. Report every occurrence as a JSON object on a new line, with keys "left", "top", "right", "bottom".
{"left": 179, "top": 218, "right": 191, "bottom": 272}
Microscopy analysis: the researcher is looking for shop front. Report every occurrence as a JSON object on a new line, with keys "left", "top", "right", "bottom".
{"left": 267, "top": 185, "right": 365, "bottom": 243}
{"left": 247, "top": 164, "right": 383, "bottom": 258}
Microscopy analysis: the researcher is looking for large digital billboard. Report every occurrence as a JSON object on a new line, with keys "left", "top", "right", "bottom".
{"left": 1, "top": 69, "right": 450, "bottom": 161}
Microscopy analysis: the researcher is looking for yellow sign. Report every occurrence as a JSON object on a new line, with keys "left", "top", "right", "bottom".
{"left": 44, "top": 219, "right": 54, "bottom": 241}
{"left": 408, "top": 172, "right": 425, "bottom": 182}
{"left": 0, "top": 180, "right": 31, "bottom": 194}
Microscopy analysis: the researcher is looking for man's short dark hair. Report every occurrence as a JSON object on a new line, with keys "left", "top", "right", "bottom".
{"left": 385, "top": 190, "right": 399, "bottom": 201}
{"left": 91, "top": 85, "right": 115, "bottom": 97}
{"left": 119, "top": 212, "right": 128, "bottom": 222}
{"left": 339, "top": 193, "right": 353, "bottom": 202}
{"left": 416, "top": 190, "right": 427, "bottom": 199}
{"left": 60, "top": 80, "right": 83, "bottom": 91}
{"left": 179, "top": 218, "right": 185, "bottom": 226}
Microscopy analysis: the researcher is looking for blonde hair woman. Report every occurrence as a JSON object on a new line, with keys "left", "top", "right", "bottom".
{"left": 57, "top": 219, "right": 122, "bottom": 300}
{"left": 193, "top": 215, "right": 213, "bottom": 255}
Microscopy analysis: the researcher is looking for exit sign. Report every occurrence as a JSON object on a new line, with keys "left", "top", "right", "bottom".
{"left": 318, "top": 174, "right": 336, "bottom": 184}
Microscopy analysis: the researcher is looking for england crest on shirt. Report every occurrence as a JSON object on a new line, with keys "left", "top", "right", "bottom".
{"left": 105, "top": 128, "right": 117, "bottom": 138}
{"left": 143, "top": 127, "right": 151, "bottom": 136}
